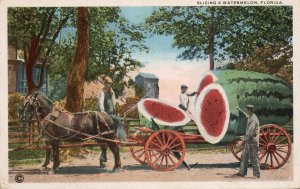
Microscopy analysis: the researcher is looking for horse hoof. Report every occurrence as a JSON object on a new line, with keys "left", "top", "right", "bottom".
{"left": 99, "top": 162, "right": 107, "bottom": 168}
{"left": 49, "top": 168, "right": 59, "bottom": 175}
{"left": 111, "top": 167, "right": 123, "bottom": 173}
{"left": 41, "top": 166, "right": 48, "bottom": 171}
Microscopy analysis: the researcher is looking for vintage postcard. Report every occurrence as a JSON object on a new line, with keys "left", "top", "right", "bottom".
{"left": 0, "top": 0, "right": 299, "bottom": 188}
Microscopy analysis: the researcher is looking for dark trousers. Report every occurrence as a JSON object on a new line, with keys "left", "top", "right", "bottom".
{"left": 239, "top": 142, "right": 260, "bottom": 176}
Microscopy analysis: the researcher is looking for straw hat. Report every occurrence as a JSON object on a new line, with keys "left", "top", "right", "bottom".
{"left": 104, "top": 77, "right": 113, "bottom": 84}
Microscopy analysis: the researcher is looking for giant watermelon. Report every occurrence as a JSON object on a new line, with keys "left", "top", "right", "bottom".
{"left": 194, "top": 70, "right": 293, "bottom": 144}
{"left": 138, "top": 98, "right": 191, "bottom": 127}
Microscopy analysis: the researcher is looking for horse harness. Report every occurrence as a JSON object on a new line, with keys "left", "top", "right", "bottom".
{"left": 33, "top": 99, "right": 115, "bottom": 142}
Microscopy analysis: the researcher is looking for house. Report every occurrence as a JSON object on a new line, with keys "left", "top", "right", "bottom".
{"left": 8, "top": 44, "right": 47, "bottom": 95}
{"left": 135, "top": 73, "right": 159, "bottom": 98}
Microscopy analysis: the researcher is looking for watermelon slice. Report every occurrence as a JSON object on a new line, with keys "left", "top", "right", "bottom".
{"left": 195, "top": 83, "right": 230, "bottom": 144}
{"left": 137, "top": 98, "right": 191, "bottom": 126}
{"left": 191, "top": 71, "right": 217, "bottom": 115}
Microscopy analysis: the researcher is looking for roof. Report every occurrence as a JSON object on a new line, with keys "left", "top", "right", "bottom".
{"left": 136, "top": 73, "right": 159, "bottom": 80}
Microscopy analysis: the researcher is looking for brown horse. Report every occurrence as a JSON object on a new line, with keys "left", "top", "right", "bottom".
{"left": 18, "top": 91, "right": 122, "bottom": 173}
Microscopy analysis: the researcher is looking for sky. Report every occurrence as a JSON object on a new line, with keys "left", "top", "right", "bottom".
{"left": 120, "top": 7, "right": 210, "bottom": 105}
{"left": 120, "top": 7, "right": 184, "bottom": 64}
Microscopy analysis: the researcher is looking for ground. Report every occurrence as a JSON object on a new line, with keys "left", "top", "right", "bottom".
{"left": 8, "top": 148, "right": 293, "bottom": 183}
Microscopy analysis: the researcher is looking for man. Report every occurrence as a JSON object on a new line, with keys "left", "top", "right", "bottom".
{"left": 179, "top": 84, "right": 197, "bottom": 112}
{"left": 98, "top": 77, "right": 126, "bottom": 168}
{"left": 234, "top": 104, "right": 260, "bottom": 178}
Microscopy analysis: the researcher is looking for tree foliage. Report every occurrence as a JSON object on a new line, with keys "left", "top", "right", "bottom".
{"left": 49, "top": 7, "right": 147, "bottom": 98}
{"left": 233, "top": 43, "right": 293, "bottom": 85}
{"left": 86, "top": 7, "right": 147, "bottom": 97}
{"left": 145, "top": 6, "right": 292, "bottom": 70}
{"left": 8, "top": 7, "right": 74, "bottom": 94}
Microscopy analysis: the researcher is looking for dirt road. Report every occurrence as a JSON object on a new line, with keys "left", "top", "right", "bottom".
{"left": 8, "top": 149, "right": 293, "bottom": 183}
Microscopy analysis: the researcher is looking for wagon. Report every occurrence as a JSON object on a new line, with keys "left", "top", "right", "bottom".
{"left": 123, "top": 106, "right": 292, "bottom": 171}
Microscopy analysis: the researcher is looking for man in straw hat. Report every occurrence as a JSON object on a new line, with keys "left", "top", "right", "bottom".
{"left": 234, "top": 104, "right": 260, "bottom": 178}
{"left": 98, "top": 77, "right": 126, "bottom": 168}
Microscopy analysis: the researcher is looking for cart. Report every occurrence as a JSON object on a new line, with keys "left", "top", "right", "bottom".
{"left": 124, "top": 107, "right": 292, "bottom": 171}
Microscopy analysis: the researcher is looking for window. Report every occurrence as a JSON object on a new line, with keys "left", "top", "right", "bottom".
{"left": 17, "top": 63, "right": 47, "bottom": 95}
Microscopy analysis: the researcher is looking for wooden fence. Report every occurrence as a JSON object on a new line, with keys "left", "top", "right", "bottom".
{"left": 8, "top": 118, "right": 293, "bottom": 149}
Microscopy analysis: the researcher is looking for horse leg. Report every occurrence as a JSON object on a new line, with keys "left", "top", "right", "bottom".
{"left": 107, "top": 141, "right": 122, "bottom": 173}
{"left": 51, "top": 141, "right": 60, "bottom": 173}
{"left": 99, "top": 144, "right": 108, "bottom": 168}
{"left": 41, "top": 141, "right": 51, "bottom": 170}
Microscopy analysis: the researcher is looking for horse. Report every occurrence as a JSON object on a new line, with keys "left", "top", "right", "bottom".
{"left": 18, "top": 91, "right": 122, "bottom": 173}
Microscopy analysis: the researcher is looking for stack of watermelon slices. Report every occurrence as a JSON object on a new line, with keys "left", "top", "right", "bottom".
{"left": 193, "top": 70, "right": 293, "bottom": 144}
{"left": 137, "top": 70, "right": 292, "bottom": 145}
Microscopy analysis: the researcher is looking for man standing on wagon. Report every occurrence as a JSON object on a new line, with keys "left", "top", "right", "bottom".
{"left": 234, "top": 104, "right": 261, "bottom": 178}
{"left": 98, "top": 77, "right": 126, "bottom": 167}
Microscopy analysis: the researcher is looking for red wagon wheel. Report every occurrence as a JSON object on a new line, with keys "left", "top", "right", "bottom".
{"left": 230, "top": 124, "right": 292, "bottom": 169}
{"left": 229, "top": 138, "right": 244, "bottom": 161}
{"left": 144, "top": 130, "right": 186, "bottom": 171}
{"left": 130, "top": 128, "right": 152, "bottom": 164}
{"left": 259, "top": 124, "right": 292, "bottom": 169}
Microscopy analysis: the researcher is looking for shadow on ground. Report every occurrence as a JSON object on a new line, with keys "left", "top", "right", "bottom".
{"left": 9, "top": 162, "right": 240, "bottom": 175}
{"left": 190, "top": 162, "right": 239, "bottom": 169}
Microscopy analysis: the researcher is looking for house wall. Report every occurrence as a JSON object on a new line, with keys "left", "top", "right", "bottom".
{"left": 8, "top": 45, "right": 17, "bottom": 59}
{"left": 8, "top": 45, "right": 19, "bottom": 93}
{"left": 8, "top": 60, "right": 19, "bottom": 93}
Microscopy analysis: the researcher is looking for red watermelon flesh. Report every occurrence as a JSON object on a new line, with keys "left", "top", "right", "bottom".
{"left": 144, "top": 100, "right": 185, "bottom": 123}
{"left": 192, "top": 72, "right": 217, "bottom": 115}
{"left": 195, "top": 83, "right": 230, "bottom": 144}
{"left": 196, "top": 75, "right": 214, "bottom": 95}
{"left": 200, "top": 89, "right": 226, "bottom": 137}
{"left": 138, "top": 98, "right": 191, "bottom": 126}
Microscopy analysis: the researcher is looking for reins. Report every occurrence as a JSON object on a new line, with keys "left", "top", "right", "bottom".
{"left": 30, "top": 96, "right": 118, "bottom": 143}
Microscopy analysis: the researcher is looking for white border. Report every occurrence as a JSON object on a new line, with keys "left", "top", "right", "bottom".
{"left": 1, "top": 0, "right": 300, "bottom": 189}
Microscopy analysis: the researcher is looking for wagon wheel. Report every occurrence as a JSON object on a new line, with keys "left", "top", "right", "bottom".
{"left": 230, "top": 124, "right": 291, "bottom": 169}
{"left": 229, "top": 137, "right": 244, "bottom": 161}
{"left": 130, "top": 129, "right": 151, "bottom": 164}
{"left": 259, "top": 124, "right": 291, "bottom": 169}
{"left": 145, "top": 130, "right": 186, "bottom": 171}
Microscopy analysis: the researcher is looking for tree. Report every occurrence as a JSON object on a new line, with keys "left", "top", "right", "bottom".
{"left": 233, "top": 43, "right": 293, "bottom": 85}
{"left": 48, "top": 7, "right": 147, "bottom": 99}
{"left": 65, "top": 7, "right": 89, "bottom": 112}
{"left": 8, "top": 8, "right": 74, "bottom": 94}
{"left": 86, "top": 7, "right": 147, "bottom": 97}
{"left": 145, "top": 6, "right": 292, "bottom": 70}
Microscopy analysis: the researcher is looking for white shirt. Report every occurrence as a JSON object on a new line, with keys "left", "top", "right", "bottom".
{"left": 98, "top": 88, "right": 116, "bottom": 112}
{"left": 179, "top": 93, "right": 189, "bottom": 109}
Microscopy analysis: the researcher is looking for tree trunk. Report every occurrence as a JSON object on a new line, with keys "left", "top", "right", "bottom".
{"left": 25, "top": 36, "right": 42, "bottom": 94}
{"left": 208, "top": 8, "right": 215, "bottom": 70}
{"left": 65, "top": 7, "right": 89, "bottom": 112}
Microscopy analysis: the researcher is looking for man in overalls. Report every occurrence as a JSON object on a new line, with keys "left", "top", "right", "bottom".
{"left": 98, "top": 77, "right": 126, "bottom": 168}
{"left": 234, "top": 104, "right": 260, "bottom": 178}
